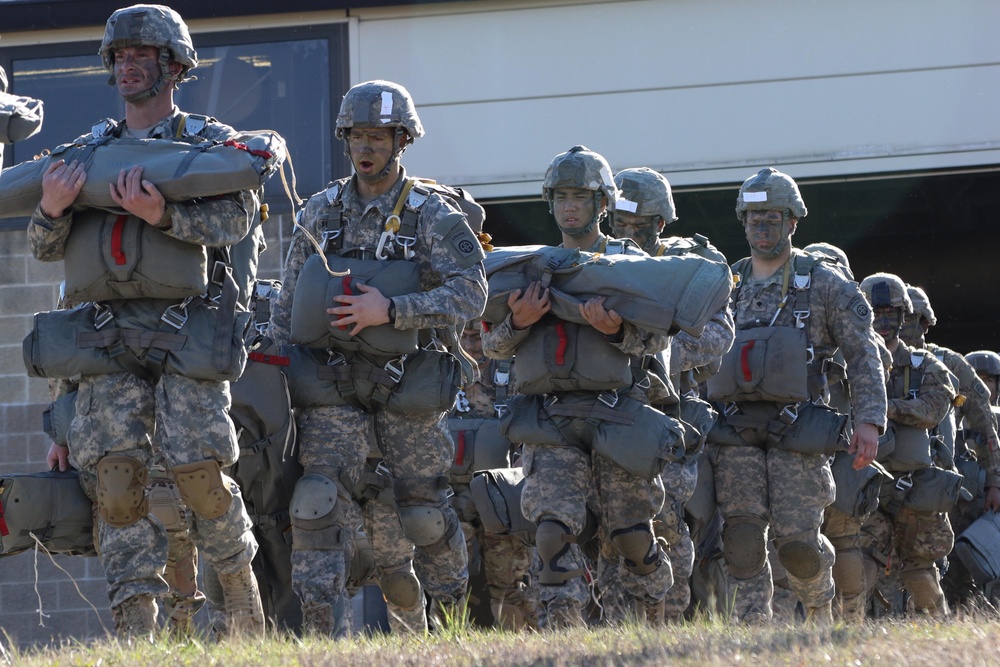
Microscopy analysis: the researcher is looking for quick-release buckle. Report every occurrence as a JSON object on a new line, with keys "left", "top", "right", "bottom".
{"left": 494, "top": 369, "right": 510, "bottom": 387}
{"left": 494, "top": 402, "right": 509, "bottom": 418}
{"left": 384, "top": 355, "right": 407, "bottom": 383}
{"left": 597, "top": 389, "right": 619, "bottom": 408}
{"left": 780, "top": 404, "right": 799, "bottom": 425}
{"left": 93, "top": 303, "right": 114, "bottom": 330}
{"left": 805, "top": 344, "right": 815, "bottom": 364}
{"left": 321, "top": 228, "right": 341, "bottom": 253}
{"left": 161, "top": 297, "right": 193, "bottom": 330}
{"left": 793, "top": 272, "right": 811, "bottom": 290}
{"left": 210, "top": 260, "right": 229, "bottom": 286}
{"left": 326, "top": 350, "right": 347, "bottom": 366}
{"left": 375, "top": 227, "right": 396, "bottom": 260}
{"left": 908, "top": 389, "right": 919, "bottom": 400}
{"left": 395, "top": 235, "right": 417, "bottom": 261}
{"left": 635, "top": 374, "right": 652, "bottom": 391}
{"left": 454, "top": 389, "right": 471, "bottom": 413}
{"left": 895, "top": 473, "right": 913, "bottom": 493}
{"left": 794, "top": 309, "right": 811, "bottom": 329}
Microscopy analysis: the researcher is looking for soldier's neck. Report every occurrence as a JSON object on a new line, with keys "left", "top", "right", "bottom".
{"left": 356, "top": 162, "right": 401, "bottom": 200}
{"left": 124, "top": 94, "right": 174, "bottom": 134}
{"left": 749, "top": 245, "right": 792, "bottom": 280}
{"left": 561, "top": 228, "right": 600, "bottom": 251}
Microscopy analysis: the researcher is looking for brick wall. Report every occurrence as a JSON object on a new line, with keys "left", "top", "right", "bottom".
{"left": 0, "top": 208, "right": 295, "bottom": 647}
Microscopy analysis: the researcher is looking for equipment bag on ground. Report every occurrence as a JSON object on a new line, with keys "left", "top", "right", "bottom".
{"left": 482, "top": 245, "right": 732, "bottom": 338}
{"left": 0, "top": 470, "right": 95, "bottom": 557}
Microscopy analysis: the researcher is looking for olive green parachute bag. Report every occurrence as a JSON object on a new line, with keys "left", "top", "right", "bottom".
{"left": 0, "top": 89, "right": 44, "bottom": 144}
{"left": 0, "top": 470, "right": 96, "bottom": 557}
{"left": 482, "top": 245, "right": 732, "bottom": 338}
{"left": 0, "top": 130, "right": 286, "bottom": 219}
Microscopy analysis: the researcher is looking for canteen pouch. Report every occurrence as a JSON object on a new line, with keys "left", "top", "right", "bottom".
{"left": 0, "top": 470, "right": 96, "bottom": 557}
{"left": 901, "top": 466, "right": 964, "bottom": 513}
{"left": 289, "top": 253, "right": 421, "bottom": 355}
{"left": 830, "top": 452, "right": 886, "bottom": 518}
{"left": 469, "top": 467, "right": 536, "bottom": 544}
{"left": 448, "top": 418, "right": 511, "bottom": 482}
{"left": 514, "top": 321, "right": 632, "bottom": 395}
{"left": 771, "top": 403, "right": 848, "bottom": 456}
{"left": 883, "top": 423, "right": 933, "bottom": 472}
{"left": 707, "top": 326, "right": 810, "bottom": 404}
{"left": 23, "top": 300, "right": 250, "bottom": 382}
{"left": 63, "top": 211, "right": 209, "bottom": 302}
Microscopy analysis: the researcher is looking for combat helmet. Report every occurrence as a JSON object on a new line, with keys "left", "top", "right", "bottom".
{"left": 542, "top": 145, "right": 617, "bottom": 237}
{"left": 966, "top": 351, "right": 1000, "bottom": 381}
{"left": 335, "top": 80, "right": 423, "bottom": 178}
{"left": 860, "top": 273, "right": 913, "bottom": 314}
{"left": 100, "top": 4, "right": 197, "bottom": 102}
{"left": 735, "top": 167, "right": 807, "bottom": 221}
{"left": 905, "top": 285, "right": 937, "bottom": 326}
{"left": 803, "top": 242, "right": 853, "bottom": 280}
{"left": 613, "top": 168, "right": 677, "bottom": 223}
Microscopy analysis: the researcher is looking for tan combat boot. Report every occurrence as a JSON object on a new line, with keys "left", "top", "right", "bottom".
{"left": 115, "top": 594, "right": 157, "bottom": 639}
{"left": 804, "top": 601, "right": 834, "bottom": 627}
{"left": 217, "top": 564, "right": 266, "bottom": 637}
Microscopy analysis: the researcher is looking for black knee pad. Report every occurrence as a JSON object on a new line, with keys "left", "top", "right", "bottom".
{"left": 776, "top": 535, "right": 823, "bottom": 580}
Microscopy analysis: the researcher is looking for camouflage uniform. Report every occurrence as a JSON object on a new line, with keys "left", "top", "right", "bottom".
{"left": 451, "top": 326, "right": 540, "bottom": 630}
{"left": 28, "top": 105, "right": 259, "bottom": 620}
{"left": 268, "top": 165, "right": 486, "bottom": 634}
{"left": 483, "top": 232, "right": 673, "bottom": 627}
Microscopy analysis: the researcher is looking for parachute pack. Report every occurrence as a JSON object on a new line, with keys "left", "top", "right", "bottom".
{"left": 0, "top": 470, "right": 96, "bottom": 558}
{"left": 0, "top": 89, "right": 44, "bottom": 145}
{"left": 482, "top": 245, "right": 732, "bottom": 338}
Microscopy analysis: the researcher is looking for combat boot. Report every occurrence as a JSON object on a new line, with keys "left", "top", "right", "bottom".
{"left": 804, "top": 601, "right": 833, "bottom": 626}
{"left": 163, "top": 591, "right": 207, "bottom": 637}
{"left": 217, "top": 564, "right": 265, "bottom": 637}
{"left": 115, "top": 594, "right": 157, "bottom": 639}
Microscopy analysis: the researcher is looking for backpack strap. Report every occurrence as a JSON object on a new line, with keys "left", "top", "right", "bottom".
{"left": 318, "top": 178, "right": 351, "bottom": 254}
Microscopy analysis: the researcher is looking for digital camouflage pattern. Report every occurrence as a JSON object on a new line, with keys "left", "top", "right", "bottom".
{"left": 885, "top": 342, "right": 956, "bottom": 430}
{"left": 27, "top": 108, "right": 259, "bottom": 616}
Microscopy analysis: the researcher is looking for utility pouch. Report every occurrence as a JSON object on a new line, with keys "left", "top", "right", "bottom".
{"left": 707, "top": 326, "right": 810, "bottom": 404}
{"left": 23, "top": 299, "right": 250, "bottom": 382}
{"left": 448, "top": 418, "right": 511, "bottom": 482}
{"left": 63, "top": 211, "right": 209, "bottom": 302}
{"left": 365, "top": 349, "right": 461, "bottom": 414}
{"left": 705, "top": 411, "right": 748, "bottom": 447}
{"left": 677, "top": 394, "right": 718, "bottom": 459}
{"left": 0, "top": 90, "right": 43, "bottom": 144}
{"left": 591, "top": 396, "right": 686, "bottom": 481}
{"left": 514, "top": 321, "right": 632, "bottom": 395}
{"left": 875, "top": 425, "right": 896, "bottom": 462}
{"left": 830, "top": 452, "right": 887, "bottom": 518}
{"left": 0, "top": 470, "right": 96, "bottom": 557}
{"left": 499, "top": 394, "right": 567, "bottom": 448}
{"left": 43, "top": 390, "right": 78, "bottom": 447}
{"left": 283, "top": 345, "right": 350, "bottom": 409}
{"left": 883, "top": 423, "right": 933, "bottom": 472}
{"left": 771, "top": 403, "right": 848, "bottom": 456}
{"left": 902, "top": 466, "right": 964, "bottom": 513}
{"left": 955, "top": 454, "right": 986, "bottom": 514}
{"left": 954, "top": 511, "right": 1000, "bottom": 589}
{"left": 289, "top": 253, "right": 421, "bottom": 355}
{"left": 469, "top": 467, "right": 536, "bottom": 545}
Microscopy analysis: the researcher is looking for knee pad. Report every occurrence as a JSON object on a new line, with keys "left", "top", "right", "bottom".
{"left": 97, "top": 455, "right": 149, "bottom": 528}
{"left": 394, "top": 476, "right": 452, "bottom": 547}
{"left": 290, "top": 471, "right": 346, "bottom": 550}
{"left": 147, "top": 477, "right": 186, "bottom": 532}
{"left": 832, "top": 547, "right": 866, "bottom": 598}
{"left": 381, "top": 568, "right": 422, "bottom": 610}
{"left": 722, "top": 515, "right": 769, "bottom": 580}
{"left": 775, "top": 533, "right": 824, "bottom": 581}
{"left": 610, "top": 523, "right": 664, "bottom": 576}
{"left": 535, "top": 519, "right": 584, "bottom": 585}
{"left": 172, "top": 460, "right": 233, "bottom": 520}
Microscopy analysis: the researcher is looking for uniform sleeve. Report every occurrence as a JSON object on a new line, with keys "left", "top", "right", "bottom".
{"left": 163, "top": 189, "right": 256, "bottom": 247}
{"left": 613, "top": 322, "right": 669, "bottom": 357}
{"left": 391, "top": 197, "right": 487, "bottom": 330}
{"left": 27, "top": 207, "right": 74, "bottom": 261}
{"left": 481, "top": 313, "right": 530, "bottom": 360}
{"left": 670, "top": 304, "right": 735, "bottom": 372}
{"left": 266, "top": 196, "right": 325, "bottom": 345}
{"left": 888, "top": 354, "right": 957, "bottom": 429}
{"left": 827, "top": 278, "right": 888, "bottom": 431}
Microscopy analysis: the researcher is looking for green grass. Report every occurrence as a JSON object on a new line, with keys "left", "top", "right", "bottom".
{"left": 5, "top": 613, "right": 1000, "bottom": 666}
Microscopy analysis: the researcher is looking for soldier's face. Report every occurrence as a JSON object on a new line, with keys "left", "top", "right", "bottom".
{"left": 873, "top": 306, "right": 903, "bottom": 342}
{"left": 552, "top": 187, "right": 598, "bottom": 231}
{"left": 114, "top": 46, "right": 161, "bottom": 97}
{"left": 898, "top": 312, "right": 925, "bottom": 346}
{"left": 348, "top": 128, "right": 396, "bottom": 182}
{"left": 744, "top": 210, "right": 793, "bottom": 256}
{"left": 613, "top": 211, "right": 662, "bottom": 249}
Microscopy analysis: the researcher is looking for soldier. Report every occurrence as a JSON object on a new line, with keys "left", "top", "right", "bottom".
{"left": 859, "top": 273, "right": 956, "bottom": 617}
{"left": 705, "top": 167, "right": 886, "bottom": 624}
{"left": 967, "top": 351, "right": 1000, "bottom": 407}
{"left": 610, "top": 167, "right": 734, "bottom": 622}
{"left": 482, "top": 146, "right": 675, "bottom": 628}
{"left": 29, "top": 4, "right": 264, "bottom": 637}
{"left": 267, "top": 80, "right": 487, "bottom": 636}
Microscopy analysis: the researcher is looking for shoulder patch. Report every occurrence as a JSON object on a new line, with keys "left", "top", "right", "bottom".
{"left": 438, "top": 212, "right": 485, "bottom": 269}
{"left": 847, "top": 295, "right": 870, "bottom": 320}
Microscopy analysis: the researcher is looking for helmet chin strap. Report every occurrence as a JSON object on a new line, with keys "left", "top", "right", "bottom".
{"left": 749, "top": 217, "right": 792, "bottom": 260}
{"left": 553, "top": 191, "right": 604, "bottom": 238}
{"left": 116, "top": 48, "right": 174, "bottom": 104}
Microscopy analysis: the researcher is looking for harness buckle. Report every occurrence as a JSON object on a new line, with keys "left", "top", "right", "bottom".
{"left": 93, "top": 304, "right": 114, "bottom": 330}
{"left": 794, "top": 309, "right": 811, "bottom": 329}
{"left": 780, "top": 404, "right": 799, "bottom": 424}
{"left": 375, "top": 229, "right": 396, "bottom": 260}
{"left": 326, "top": 350, "right": 347, "bottom": 366}
{"left": 494, "top": 402, "right": 509, "bottom": 419}
{"left": 321, "top": 228, "right": 341, "bottom": 253}
{"left": 210, "top": 260, "right": 229, "bottom": 286}
{"left": 908, "top": 389, "right": 919, "bottom": 400}
{"left": 724, "top": 402, "right": 739, "bottom": 416}
{"left": 384, "top": 355, "right": 407, "bottom": 383}
{"left": 161, "top": 298, "right": 192, "bottom": 330}
{"left": 494, "top": 369, "right": 510, "bottom": 387}
{"left": 597, "top": 389, "right": 619, "bottom": 408}
{"left": 454, "top": 389, "right": 471, "bottom": 413}
{"left": 895, "top": 473, "right": 913, "bottom": 493}
{"left": 793, "top": 272, "right": 812, "bottom": 290}
{"left": 396, "top": 235, "right": 417, "bottom": 260}
{"left": 805, "top": 344, "right": 815, "bottom": 364}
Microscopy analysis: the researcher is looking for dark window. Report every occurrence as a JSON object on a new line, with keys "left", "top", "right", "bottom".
{"left": 1, "top": 23, "right": 350, "bottom": 228}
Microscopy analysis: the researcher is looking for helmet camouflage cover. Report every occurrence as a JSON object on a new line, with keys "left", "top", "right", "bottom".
{"left": 613, "top": 167, "right": 677, "bottom": 223}
{"left": 542, "top": 145, "right": 616, "bottom": 205}
{"left": 905, "top": 285, "right": 937, "bottom": 326}
{"left": 99, "top": 5, "right": 197, "bottom": 79}
{"left": 860, "top": 272, "right": 913, "bottom": 314}
{"left": 735, "top": 167, "right": 807, "bottom": 221}
{"left": 335, "top": 80, "right": 424, "bottom": 142}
